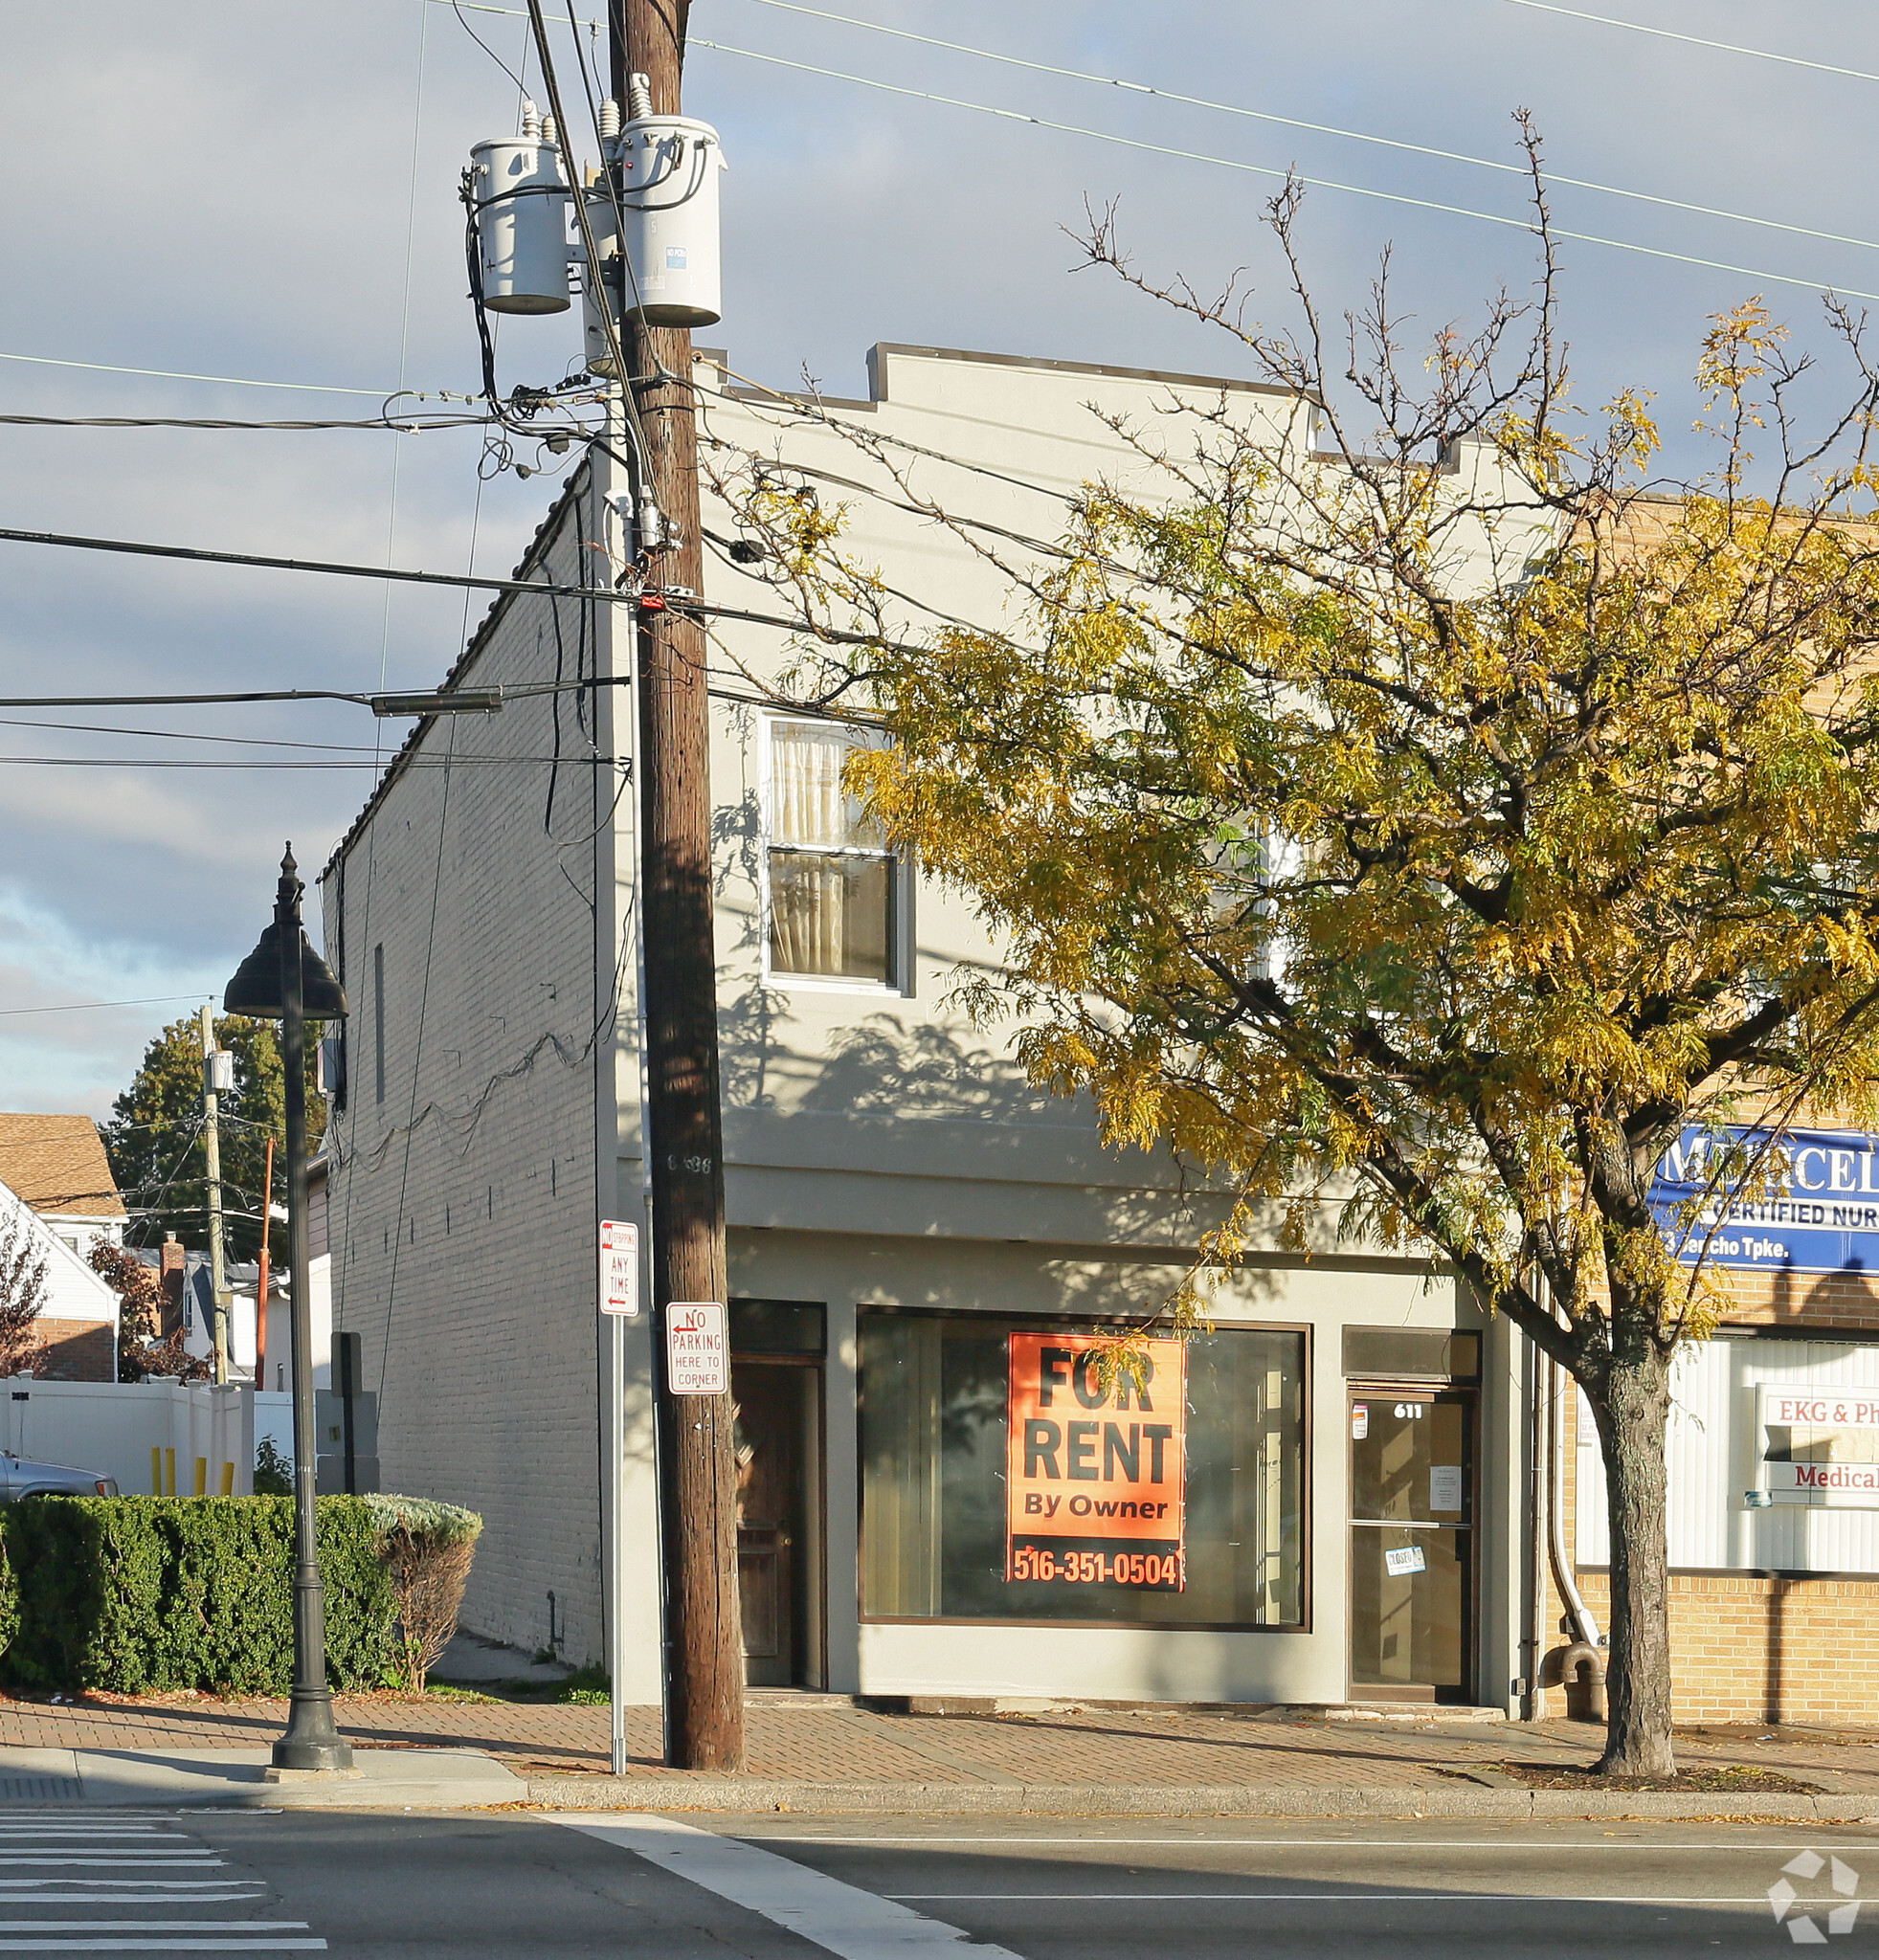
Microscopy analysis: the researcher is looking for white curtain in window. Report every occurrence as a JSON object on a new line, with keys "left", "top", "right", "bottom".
{"left": 771, "top": 721, "right": 884, "bottom": 849}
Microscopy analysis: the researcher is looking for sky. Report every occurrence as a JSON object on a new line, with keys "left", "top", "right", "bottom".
{"left": 2, "top": 0, "right": 1875, "bottom": 1117}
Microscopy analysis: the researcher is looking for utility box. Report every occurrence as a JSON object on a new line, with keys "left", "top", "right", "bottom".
{"left": 314, "top": 1387, "right": 378, "bottom": 1495}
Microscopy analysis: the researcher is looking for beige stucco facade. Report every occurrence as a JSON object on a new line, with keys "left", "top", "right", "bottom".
{"left": 321, "top": 343, "right": 1539, "bottom": 1710}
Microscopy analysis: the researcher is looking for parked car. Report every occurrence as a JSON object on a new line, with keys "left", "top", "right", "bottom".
{"left": 1, "top": 1453, "right": 116, "bottom": 1501}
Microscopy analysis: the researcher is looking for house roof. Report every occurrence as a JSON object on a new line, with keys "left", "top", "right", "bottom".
{"left": 0, "top": 1114, "right": 127, "bottom": 1219}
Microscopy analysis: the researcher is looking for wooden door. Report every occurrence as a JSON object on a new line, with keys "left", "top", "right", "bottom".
{"left": 733, "top": 1363, "right": 800, "bottom": 1687}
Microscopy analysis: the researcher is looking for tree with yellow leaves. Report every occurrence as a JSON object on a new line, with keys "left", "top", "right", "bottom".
{"left": 723, "top": 157, "right": 1879, "bottom": 1777}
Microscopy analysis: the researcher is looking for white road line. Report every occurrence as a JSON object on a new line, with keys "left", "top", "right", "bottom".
{"left": 0, "top": 1864, "right": 219, "bottom": 1871}
{"left": 886, "top": 1892, "right": 1835, "bottom": 1904}
{"left": 757, "top": 1835, "right": 1879, "bottom": 1850}
{"left": 552, "top": 1814, "right": 1026, "bottom": 1960}
{"left": 0, "top": 1887, "right": 258, "bottom": 1895}
{"left": 0, "top": 1944, "right": 324, "bottom": 1952}
{"left": 0, "top": 1927, "right": 308, "bottom": 1934}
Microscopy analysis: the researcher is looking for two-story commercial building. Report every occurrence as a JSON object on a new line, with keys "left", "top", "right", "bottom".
{"left": 320, "top": 342, "right": 1560, "bottom": 1712}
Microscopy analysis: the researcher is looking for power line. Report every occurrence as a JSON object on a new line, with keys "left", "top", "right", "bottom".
{"left": 1496, "top": 0, "right": 1879, "bottom": 85}
{"left": 0, "top": 350, "right": 465, "bottom": 398}
{"left": 681, "top": 35, "right": 1879, "bottom": 304}
{"left": 0, "top": 753, "right": 626, "bottom": 769}
{"left": 0, "top": 412, "right": 493, "bottom": 432}
{"left": 438, "top": 0, "right": 1879, "bottom": 290}
{"left": 0, "top": 993, "right": 210, "bottom": 1019}
{"left": 724, "top": 0, "right": 1879, "bottom": 260}
{"left": 0, "top": 522, "right": 925, "bottom": 651}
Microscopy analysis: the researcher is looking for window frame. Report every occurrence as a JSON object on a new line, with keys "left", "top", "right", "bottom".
{"left": 759, "top": 714, "right": 909, "bottom": 995}
{"left": 855, "top": 1303, "right": 1314, "bottom": 1635}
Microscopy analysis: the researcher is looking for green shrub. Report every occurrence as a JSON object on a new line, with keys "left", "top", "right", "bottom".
{"left": 0, "top": 1496, "right": 400, "bottom": 1695}
{"left": 360, "top": 1494, "right": 483, "bottom": 1692}
{"left": 253, "top": 1438, "right": 292, "bottom": 1497}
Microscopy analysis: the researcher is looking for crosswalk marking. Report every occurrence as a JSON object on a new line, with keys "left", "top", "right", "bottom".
{"left": 551, "top": 1814, "right": 1024, "bottom": 1960}
{"left": 0, "top": 1925, "right": 309, "bottom": 1933}
{"left": 0, "top": 1811, "right": 326, "bottom": 1955}
{"left": 0, "top": 1943, "right": 324, "bottom": 1952}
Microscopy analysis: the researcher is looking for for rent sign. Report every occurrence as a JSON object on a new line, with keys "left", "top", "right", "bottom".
{"left": 1650, "top": 1125, "right": 1879, "bottom": 1274}
{"left": 1004, "top": 1333, "right": 1186, "bottom": 1592}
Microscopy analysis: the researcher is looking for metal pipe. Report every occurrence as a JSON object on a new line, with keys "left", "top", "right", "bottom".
{"left": 1547, "top": 1352, "right": 1601, "bottom": 1650}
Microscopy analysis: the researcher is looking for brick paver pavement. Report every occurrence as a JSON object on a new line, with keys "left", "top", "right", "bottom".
{"left": 4, "top": 1693, "right": 1878, "bottom": 1790}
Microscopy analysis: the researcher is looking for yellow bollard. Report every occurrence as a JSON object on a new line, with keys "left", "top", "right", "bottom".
{"left": 164, "top": 1448, "right": 175, "bottom": 1496}
{"left": 219, "top": 1461, "right": 235, "bottom": 1497}
{"left": 150, "top": 1446, "right": 162, "bottom": 1496}
{"left": 193, "top": 1458, "right": 207, "bottom": 1497}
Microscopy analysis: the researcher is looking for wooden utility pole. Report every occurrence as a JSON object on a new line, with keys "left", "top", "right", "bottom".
{"left": 610, "top": 0, "right": 745, "bottom": 1771}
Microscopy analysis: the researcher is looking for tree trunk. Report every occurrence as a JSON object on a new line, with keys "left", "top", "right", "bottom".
{"left": 1585, "top": 1351, "right": 1676, "bottom": 1777}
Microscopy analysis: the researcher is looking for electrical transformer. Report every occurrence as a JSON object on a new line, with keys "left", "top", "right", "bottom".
{"left": 469, "top": 124, "right": 571, "bottom": 315}
{"left": 614, "top": 110, "right": 726, "bottom": 328}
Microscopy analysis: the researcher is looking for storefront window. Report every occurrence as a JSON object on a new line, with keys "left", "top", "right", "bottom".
{"left": 859, "top": 1308, "right": 1307, "bottom": 1628}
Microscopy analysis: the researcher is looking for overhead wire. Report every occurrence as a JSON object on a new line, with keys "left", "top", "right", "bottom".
{"left": 0, "top": 522, "right": 929, "bottom": 650}
{"left": 723, "top": 0, "right": 1879, "bottom": 260}
{"left": 0, "top": 350, "right": 429, "bottom": 396}
{"left": 0, "top": 994, "right": 210, "bottom": 1018}
{"left": 0, "top": 411, "right": 493, "bottom": 432}
{"left": 681, "top": 37, "right": 1879, "bottom": 304}
{"left": 437, "top": 0, "right": 1879, "bottom": 298}
{"left": 1494, "top": 0, "right": 1879, "bottom": 84}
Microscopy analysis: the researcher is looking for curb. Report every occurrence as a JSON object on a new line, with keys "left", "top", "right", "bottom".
{"left": 520, "top": 1777, "right": 1879, "bottom": 1820}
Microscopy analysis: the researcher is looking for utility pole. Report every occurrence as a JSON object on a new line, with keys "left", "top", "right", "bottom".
{"left": 609, "top": 0, "right": 744, "bottom": 1772}
{"left": 199, "top": 1004, "right": 231, "bottom": 1386}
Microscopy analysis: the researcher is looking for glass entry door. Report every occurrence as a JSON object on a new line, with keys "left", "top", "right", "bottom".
{"left": 1348, "top": 1389, "right": 1473, "bottom": 1700}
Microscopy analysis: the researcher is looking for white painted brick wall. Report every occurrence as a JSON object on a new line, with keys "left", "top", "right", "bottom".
{"left": 320, "top": 469, "right": 617, "bottom": 1663}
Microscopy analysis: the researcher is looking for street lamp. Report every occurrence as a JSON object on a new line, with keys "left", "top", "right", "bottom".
{"left": 224, "top": 845, "right": 352, "bottom": 1773}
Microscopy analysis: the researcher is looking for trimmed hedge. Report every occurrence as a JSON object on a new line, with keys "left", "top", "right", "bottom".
{"left": 0, "top": 1497, "right": 401, "bottom": 1695}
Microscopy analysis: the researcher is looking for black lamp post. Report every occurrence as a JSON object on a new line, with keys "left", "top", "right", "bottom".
{"left": 224, "top": 845, "right": 352, "bottom": 1772}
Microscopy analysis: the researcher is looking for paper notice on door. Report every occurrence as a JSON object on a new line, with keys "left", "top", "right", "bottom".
{"left": 1384, "top": 1544, "right": 1426, "bottom": 1577}
{"left": 1429, "top": 1464, "right": 1464, "bottom": 1513}
{"left": 1351, "top": 1404, "right": 1369, "bottom": 1440}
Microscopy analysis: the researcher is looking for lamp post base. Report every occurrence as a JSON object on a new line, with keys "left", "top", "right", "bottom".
{"left": 271, "top": 1691, "right": 354, "bottom": 1772}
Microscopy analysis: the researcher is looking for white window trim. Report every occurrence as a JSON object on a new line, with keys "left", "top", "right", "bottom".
{"left": 759, "top": 713, "right": 912, "bottom": 996}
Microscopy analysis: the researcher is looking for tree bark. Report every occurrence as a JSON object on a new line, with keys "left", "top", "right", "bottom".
{"left": 1584, "top": 1349, "right": 1676, "bottom": 1778}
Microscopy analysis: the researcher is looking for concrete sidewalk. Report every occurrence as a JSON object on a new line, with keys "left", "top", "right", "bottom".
{"left": 3, "top": 1693, "right": 1878, "bottom": 1816}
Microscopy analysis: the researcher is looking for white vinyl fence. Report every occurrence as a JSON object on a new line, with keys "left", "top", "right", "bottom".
{"left": 2, "top": 1378, "right": 254, "bottom": 1497}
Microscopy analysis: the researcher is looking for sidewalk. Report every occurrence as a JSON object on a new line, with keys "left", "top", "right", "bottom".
{"left": 6, "top": 1692, "right": 1879, "bottom": 1815}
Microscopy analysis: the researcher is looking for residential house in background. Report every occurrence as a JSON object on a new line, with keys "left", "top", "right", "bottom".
{"left": 0, "top": 1113, "right": 123, "bottom": 1380}
{"left": 319, "top": 343, "right": 1548, "bottom": 1712}
{"left": 0, "top": 1113, "right": 127, "bottom": 1261}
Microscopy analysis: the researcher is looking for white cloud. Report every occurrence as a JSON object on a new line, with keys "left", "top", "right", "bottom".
{"left": 2, "top": 0, "right": 1875, "bottom": 1102}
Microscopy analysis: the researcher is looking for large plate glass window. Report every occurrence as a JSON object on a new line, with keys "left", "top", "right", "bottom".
{"left": 767, "top": 718, "right": 897, "bottom": 985}
{"left": 859, "top": 1308, "right": 1307, "bottom": 1628}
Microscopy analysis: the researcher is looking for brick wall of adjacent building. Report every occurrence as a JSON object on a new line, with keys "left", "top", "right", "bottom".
{"left": 1573, "top": 1569, "right": 1879, "bottom": 1726}
{"left": 31, "top": 1319, "right": 114, "bottom": 1382}
{"left": 1548, "top": 1247, "right": 1879, "bottom": 1723}
{"left": 319, "top": 468, "right": 616, "bottom": 1665}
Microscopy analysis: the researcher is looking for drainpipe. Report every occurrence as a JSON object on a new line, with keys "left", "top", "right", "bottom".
{"left": 1546, "top": 1351, "right": 1601, "bottom": 1649}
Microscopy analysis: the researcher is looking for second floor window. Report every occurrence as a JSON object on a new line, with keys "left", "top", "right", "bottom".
{"left": 767, "top": 718, "right": 898, "bottom": 986}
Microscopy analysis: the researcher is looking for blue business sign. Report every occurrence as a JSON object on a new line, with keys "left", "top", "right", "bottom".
{"left": 1650, "top": 1125, "right": 1879, "bottom": 1274}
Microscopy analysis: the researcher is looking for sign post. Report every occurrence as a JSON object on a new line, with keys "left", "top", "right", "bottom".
{"left": 598, "top": 1220, "right": 639, "bottom": 1777}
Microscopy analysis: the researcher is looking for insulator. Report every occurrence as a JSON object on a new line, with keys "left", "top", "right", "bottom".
{"left": 599, "top": 98, "right": 621, "bottom": 141}
{"left": 521, "top": 99, "right": 542, "bottom": 139}
{"left": 627, "top": 72, "right": 654, "bottom": 121}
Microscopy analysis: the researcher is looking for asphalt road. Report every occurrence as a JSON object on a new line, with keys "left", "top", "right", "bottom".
{"left": 9, "top": 1804, "right": 1878, "bottom": 1955}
